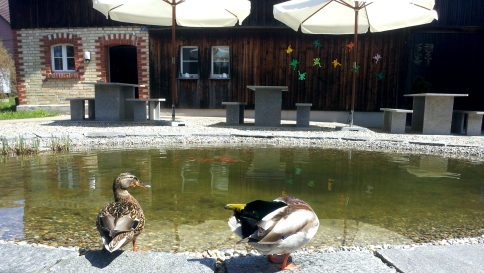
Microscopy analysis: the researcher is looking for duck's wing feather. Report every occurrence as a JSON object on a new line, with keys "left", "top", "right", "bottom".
{"left": 96, "top": 201, "right": 145, "bottom": 252}
{"left": 255, "top": 204, "right": 317, "bottom": 244}
{"left": 99, "top": 215, "right": 139, "bottom": 238}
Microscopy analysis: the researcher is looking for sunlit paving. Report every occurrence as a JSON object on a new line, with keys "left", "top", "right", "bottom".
{"left": 1, "top": 145, "right": 483, "bottom": 253}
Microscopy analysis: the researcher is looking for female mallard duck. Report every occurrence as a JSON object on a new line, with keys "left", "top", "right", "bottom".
{"left": 96, "top": 172, "right": 150, "bottom": 252}
{"left": 225, "top": 196, "right": 319, "bottom": 270}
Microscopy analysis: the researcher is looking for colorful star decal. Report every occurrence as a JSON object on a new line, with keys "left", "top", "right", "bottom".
{"left": 290, "top": 59, "right": 299, "bottom": 70}
{"left": 286, "top": 44, "right": 293, "bottom": 54}
{"left": 313, "top": 57, "right": 321, "bottom": 67}
{"left": 375, "top": 71, "right": 384, "bottom": 80}
{"left": 351, "top": 65, "right": 360, "bottom": 73}
{"left": 295, "top": 167, "right": 302, "bottom": 175}
{"left": 298, "top": 71, "right": 306, "bottom": 80}
{"left": 332, "top": 59, "right": 342, "bottom": 68}
{"left": 373, "top": 53, "right": 382, "bottom": 63}
{"left": 286, "top": 177, "right": 294, "bottom": 185}
{"left": 347, "top": 42, "right": 355, "bottom": 52}
{"left": 308, "top": 181, "right": 315, "bottom": 187}
{"left": 313, "top": 40, "right": 322, "bottom": 48}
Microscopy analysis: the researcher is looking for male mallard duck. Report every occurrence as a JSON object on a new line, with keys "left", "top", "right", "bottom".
{"left": 225, "top": 196, "right": 319, "bottom": 270}
{"left": 96, "top": 172, "right": 150, "bottom": 252}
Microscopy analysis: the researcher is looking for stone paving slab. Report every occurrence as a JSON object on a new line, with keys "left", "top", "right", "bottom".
{"left": 408, "top": 140, "right": 446, "bottom": 146}
{"left": 32, "top": 133, "right": 76, "bottom": 139}
{"left": 84, "top": 132, "right": 126, "bottom": 138}
{"left": 341, "top": 136, "right": 373, "bottom": 141}
{"left": 158, "top": 132, "right": 188, "bottom": 136}
{"left": 377, "top": 244, "right": 484, "bottom": 273}
{"left": 192, "top": 132, "right": 231, "bottom": 136}
{"left": 35, "top": 133, "right": 71, "bottom": 138}
{"left": 0, "top": 244, "right": 79, "bottom": 273}
{"left": 225, "top": 252, "right": 396, "bottom": 273}
{"left": 49, "top": 250, "right": 215, "bottom": 273}
{"left": 67, "top": 133, "right": 85, "bottom": 139}
{"left": 231, "top": 132, "right": 273, "bottom": 138}
{"left": 3, "top": 243, "right": 484, "bottom": 273}
{"left": 126, "top": 131, "right": 160, "bottom": 137}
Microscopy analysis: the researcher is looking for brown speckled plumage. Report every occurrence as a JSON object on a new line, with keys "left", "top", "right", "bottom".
{"left": 96, "top": 172, "right": 150, "bottom": 252}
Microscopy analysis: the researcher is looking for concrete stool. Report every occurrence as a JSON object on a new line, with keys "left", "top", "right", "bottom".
{"left": 222, "top": 102, "right": 247, "bottom": 125}
{"left": 295, "top": 103, "right": 312, "bottom": 127}
{"left": 380, "top": 108, "right": 413, "bottom": 134}
{"left": 126, "top": 98, "right": 166, "bottom": 122}
{"left": 451, "top": 110, "right": 484, "bottom": 136}
{"left": 62, "top": 98, "right": 95, "bottom": 121}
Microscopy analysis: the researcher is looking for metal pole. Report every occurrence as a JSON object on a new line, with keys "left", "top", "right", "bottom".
{"left": 350, "top": 3, "right": 359, "bottom": 127}
{"left": 171, "top": 1, "right": 176, "bottom": 121}
{"left": 172, "top": 104, "right": 175, "bottom": 121}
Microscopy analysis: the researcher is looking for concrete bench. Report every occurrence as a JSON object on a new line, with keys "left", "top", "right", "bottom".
{"left": 295, "top": 103, "right": 312, "bottom": 127}
{"left": 222, "top": 102, "right": 247, "bottom": 125}
{"left": 61, "top": 98, "right": 95, "bottom": 121}
{"left": 380, "top": 108, "right": 413, "bottom": 134}
{"left": 451, "top": 110, "right": 484, "bottom": 136}
{"left": 126, "top": 98, "right": 166, "bottom": 122}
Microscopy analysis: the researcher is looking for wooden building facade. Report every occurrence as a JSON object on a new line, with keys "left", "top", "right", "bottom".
{"left": 150, "top": 27, "right": 411, "bottom": 111}
{"left": 8, "top": 0, "right": 484, "bottom": 113}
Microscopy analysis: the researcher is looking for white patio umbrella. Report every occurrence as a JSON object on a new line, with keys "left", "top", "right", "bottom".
{"left": 273, "top": 0, "right": 438, "bottom": 126}
{"left": 93, "top": 0, "right": 251, "bottom": 120}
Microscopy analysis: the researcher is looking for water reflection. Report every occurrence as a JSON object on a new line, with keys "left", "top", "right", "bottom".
{"left": 210, "top": 164, "right": 229, "bottom": 198}
{"left": 389, "top": 155, "right": 461, "bottom": 178}
{"left": 0, "top": 147, "right": 483, "bottom": 252}
{"left": 246, "top": 148, "right": 285, "bottom": 180}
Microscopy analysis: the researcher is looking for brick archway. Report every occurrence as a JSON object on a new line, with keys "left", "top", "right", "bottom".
{"left": 40, "top": 32, "right": 85, "bottom": 81}
{"left": 95, "top": 33, "right": 149, "bottom": 98}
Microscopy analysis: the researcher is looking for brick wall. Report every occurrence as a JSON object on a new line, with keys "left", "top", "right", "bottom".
{"left": 13, "top": 27, "right": 150, "bottom": 106}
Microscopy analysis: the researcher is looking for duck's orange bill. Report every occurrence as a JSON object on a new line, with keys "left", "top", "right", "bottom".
{"left": 136, "top": 181, "right": 151, "bottom": 188}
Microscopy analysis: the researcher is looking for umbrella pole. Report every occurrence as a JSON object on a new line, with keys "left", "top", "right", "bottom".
{"left": 350, "top": 6, "right": 359, "bottom": 127}
{"left": 171, "top": 2, "right": 176, "bottom": 121}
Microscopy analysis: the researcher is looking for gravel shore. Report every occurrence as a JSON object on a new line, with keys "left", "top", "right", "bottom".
{"left": 1, "top": 115, "right": 484, "bottom": 161}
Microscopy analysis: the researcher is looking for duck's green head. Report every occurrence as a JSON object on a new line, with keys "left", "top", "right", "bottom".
{"left": 243, "top": 200, "right": 287, "bottom": 220}
{"left": 225, "top": 200, "right": 287, "bottom": 220}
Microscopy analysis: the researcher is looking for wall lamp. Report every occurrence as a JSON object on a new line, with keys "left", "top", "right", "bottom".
{"left": 84, "top": 51, "right": 91, "bottom": 63}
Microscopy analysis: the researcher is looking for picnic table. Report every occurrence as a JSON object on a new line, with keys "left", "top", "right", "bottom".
{"left": 404, "top": 93, "right": 468, "bottom": 135}
{"left": 247, "top": 86, "right": 288, "bottom": 127}
{"left": 81, "top": 82, "right": 143, "bottom": 121}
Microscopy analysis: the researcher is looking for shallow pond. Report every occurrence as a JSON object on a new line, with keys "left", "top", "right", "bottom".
{"left": 1, "top": 145, "right": 483, "bottom": 252}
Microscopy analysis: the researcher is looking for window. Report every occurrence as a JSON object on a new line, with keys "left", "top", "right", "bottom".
{"left": 51, "top": 44, "right": 75, "bottom": 72}
{"left": 211, "top": 46, "right": 230, "bottom": 78}
{"left": 180, "top": 46, "right": 199, "bottom": 77}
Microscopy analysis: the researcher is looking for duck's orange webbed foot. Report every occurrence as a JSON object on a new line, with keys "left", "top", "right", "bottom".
{"left": 268, "top": 254, "right": 285, "bottom": 263}
{"left": 268, "top": 254, "right": 300, "bottom": 270}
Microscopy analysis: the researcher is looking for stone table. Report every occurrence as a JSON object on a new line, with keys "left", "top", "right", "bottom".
{"left": 82, "top": 82, "right": 143, "bottom": 121}
{"left": 247, "top": 86, "right": 288, "bottom": 127}
{"left": 404, "top": 93, "right": 468, "bottom": 135}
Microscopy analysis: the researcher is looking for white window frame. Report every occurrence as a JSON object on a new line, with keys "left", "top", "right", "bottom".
{"left": 51, "top": 44, "right": 75, "bottom": 72}
{"left": 180, "top": 46, "right": 199, "bottom": 78}
{"left": 211, "top": 46, "right": 230, "bottom": 78}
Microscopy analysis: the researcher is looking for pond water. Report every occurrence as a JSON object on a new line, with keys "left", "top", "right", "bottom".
{"left": 1, "top": 145, "right": 483, "bottom": 252}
